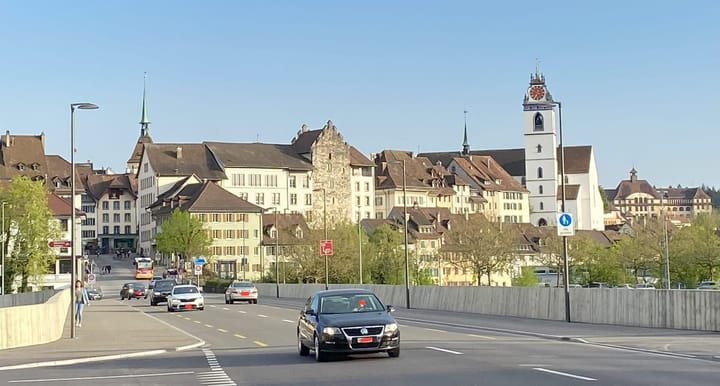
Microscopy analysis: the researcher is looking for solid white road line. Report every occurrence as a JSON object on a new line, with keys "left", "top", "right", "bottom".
{"left": 533, "top": 368, "right": 597, "bottom": 381}
{"left": 8, "top": 371, "right": 193, "bottom": 383}
{"left": 424, "top": 328, "right": 445, "bottom": 333}
{"left": 0, "top": 350, "right": 167, "bottom": 371}
{"left": 425, "top": 346, "right": 463, "bottom": 355}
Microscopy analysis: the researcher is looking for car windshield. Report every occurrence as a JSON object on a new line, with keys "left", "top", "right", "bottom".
{"left": 232, "top": 282, "right": 254, "bottom": 288}
{"left": 155, "top": 282, "right": 175, "bottom": 290}
{"left": 174, "top": 287, "right": 199, "bottom": 295}
{"left": 319, "top": 293, "right": 384, "bottom": 314}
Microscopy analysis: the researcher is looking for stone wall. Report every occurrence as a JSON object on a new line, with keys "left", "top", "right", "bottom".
{"left": 310, "top": 121, "right": 352, "bottom": 228}
{"left": 0, "top": 289, "right": 70, "bottom": 349}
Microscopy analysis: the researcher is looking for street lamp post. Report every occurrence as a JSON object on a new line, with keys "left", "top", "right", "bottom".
{"left": 554, "top": 101, "right": 571, "bottom": 323}
{"left": 388, "top": 159, "right": 411, "bottom": 309}
{"left": 321, "top": 188, "right": 328, "bottom": 290}
{"left": 70, "top": 102, "right": 98, "bottom": 339}
{"left": 401, "top": 160, "right": 410, "bottom": 309}
{"left": 662, "top": 193, "right": 670, "bottom": 289}
{"left": 275, "top": 209, "right": 279, "bottom": 298}
{"left": 1, "top": 202, "right": 5, "bottom": 296}
{"left": 358, "top": 204, "right": 363, "bottom": 284}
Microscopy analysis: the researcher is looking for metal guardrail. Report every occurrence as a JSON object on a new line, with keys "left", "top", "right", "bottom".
{"left": 0, "top": 289, "right": 61, "bottom": 308}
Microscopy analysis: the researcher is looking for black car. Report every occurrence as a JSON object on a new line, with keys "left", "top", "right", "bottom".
{"left": 120, "top": 282, "right": 147, "bottom": 300}
{"left": 150, "top": 279, "right": 177, "bottom": 306}
{"left": 297, "top": 289, "right": 400, "bottom": 362}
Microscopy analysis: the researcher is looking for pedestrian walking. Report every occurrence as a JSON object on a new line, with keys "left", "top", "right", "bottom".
{"left": 74, "top": 280, "right": 90, "bottom": 327}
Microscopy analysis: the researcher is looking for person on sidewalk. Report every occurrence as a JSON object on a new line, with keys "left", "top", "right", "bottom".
{"left": 74, "top": 280, "right": 90, "bottom": 327}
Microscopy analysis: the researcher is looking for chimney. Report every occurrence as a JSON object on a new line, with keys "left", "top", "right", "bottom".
{"left": 176, "top": 146, "right": 182, "bottom": 159}
{"left": 4, "top": 130, "right": 9, "bottom": 147}
{"left": 40, "top": 132, "right": 46, "bottom": 149}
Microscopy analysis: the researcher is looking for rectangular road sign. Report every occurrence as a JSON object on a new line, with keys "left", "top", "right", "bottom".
{"left": 320, "top": 240, "right": 333, "bottom": 256}
{"left": 48, "top": 240, "right": 72, "bottom": 248}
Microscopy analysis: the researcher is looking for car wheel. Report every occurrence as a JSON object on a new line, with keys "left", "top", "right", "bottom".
{"left": 167, "top": 306, "right": 173, "bottom": 312}
{"left": 314, "top": 335, "right": 327, "bottom": 362}
{"left": 388, "top": 347, "right": 400, "bottom": 358}
{"left": 298, "top": 333, "right": 309, "bottom": 356}
{"left": 198, "top": 307, "right": 204, "bottom": 311}
{"left": 150, "top": 301, "right": 156, "bottom": 306}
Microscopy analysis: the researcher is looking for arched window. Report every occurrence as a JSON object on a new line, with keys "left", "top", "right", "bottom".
{"left": 537, "top": 167, "right": 543, "bottom": 179}
{"left": 539, "top": 185, "right": 544, "bottom": 194}
{"left": 565, "top": 176, "right": 569, "bottom": 184}
{"left": 536, "top": 144, "right": 542, "bottom": 153}
{"left": 534, "top": 113, "right": 544, "bottom": 131}
{"left": 538, "top": 218, "right": 547, "bottom": 226}
{"left": 539, "top": 202, "right": 544, "bottom": 210}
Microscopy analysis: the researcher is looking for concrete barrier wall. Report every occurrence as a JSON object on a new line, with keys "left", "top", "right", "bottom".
{"left": 0, "top": 289, "right": 60, "bottom": 308}
{"left": 0, "top": 289, "right": 70, "bottom": 350}
{"left": 257, "top": 284, "right": 720, "bottom": 331}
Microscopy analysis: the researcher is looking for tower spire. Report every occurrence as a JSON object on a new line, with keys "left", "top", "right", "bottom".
{"left": 462, "top": 110, "right": 469, "bottom": 155}
{"left": 140, "top": 72, "right": 150, "bottom": 136}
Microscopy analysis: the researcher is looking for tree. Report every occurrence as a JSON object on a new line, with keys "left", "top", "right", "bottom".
{"left": 570, "top": 232, "right": 626, "bottom": 285}
{"left": 366, "top": 224, "right": 405, "bottom": 284}
{"left": 598, "top": 186, "right": 610, "bottom": 212}
{"left": 513, "top": 266, "right": 540, "bottom": 287}
{"left": 534, "top": 227, "right": 564, "bottom": 286}
{"left": 441, "top": 214, "right": 516, "bottom": 286}
{"left": 2, "top": 176, "right": 61, "bottom": 293}
{"left": 155, "top": 209, "right": 212, "bottom": 267}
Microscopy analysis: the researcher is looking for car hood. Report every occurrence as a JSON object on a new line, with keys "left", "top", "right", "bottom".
{"left": 319, "top": 312, "right": 394, "bottom": 327}
{"left": 171, "top": 293, "right": 202, "bottom": 299}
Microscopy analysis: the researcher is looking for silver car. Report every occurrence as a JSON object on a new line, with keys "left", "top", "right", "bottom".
{"left": 167, "top": 284, "right": 205, "bottom": 312}
{"left": 225, "top": 281, "right": 258, "bottom": 304}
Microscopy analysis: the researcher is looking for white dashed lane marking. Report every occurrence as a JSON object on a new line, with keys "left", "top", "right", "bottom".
{"left": 426, "top": 346, "right": 463, "bottom": 355}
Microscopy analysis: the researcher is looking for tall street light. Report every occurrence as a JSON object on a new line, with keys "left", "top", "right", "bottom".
{"left": 553, "top": 100, "right": 571, "bottom": 323}
{"left": 358, "top": 203, "right": 363, "bottom": 284}
{"left": 1, "top": 202, "right": 5, "bottom": 296}
{"left": 312, "top": 188, "right": 329, "bottom": 290}
{"left": 70, "top": 102, "right": 98, "bottom": 339}
{"left": 274, "top": 209, "right": 280, "bottom": 298}
{"left": 661, "top": 192, "right": 670, "bottom": 289}
{"left": 388, "top": 159, "right": 411, "bottom": 309}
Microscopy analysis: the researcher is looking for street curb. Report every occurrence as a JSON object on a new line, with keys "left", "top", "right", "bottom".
{"left": 0, "top": 350, "right": 168, "bottom": 371}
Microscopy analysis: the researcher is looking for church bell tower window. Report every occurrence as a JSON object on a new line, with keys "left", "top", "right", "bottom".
{"left": 534, "top": 113, "right": 544, "bottom": 131}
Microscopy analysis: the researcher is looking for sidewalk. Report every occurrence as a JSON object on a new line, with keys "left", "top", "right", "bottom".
{"left": 0, "top": 298, "right": 204, "bottom": 370}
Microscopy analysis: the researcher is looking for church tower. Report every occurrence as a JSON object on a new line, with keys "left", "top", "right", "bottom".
{"left": 126, "top": 74, "right": 154, "bottom": 174}
{"left": 522, "top": 70, "right": 558, "bottom": 226}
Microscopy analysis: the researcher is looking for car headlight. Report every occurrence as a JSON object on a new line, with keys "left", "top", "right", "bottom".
{"left": 170, "top": 298, "right": 179, "bottom": 304}
{"left": 322, "top": 327, "right": 341, "bottom": 335}
{"left": 385, "top": 323, "right": 398, "bottom": 333}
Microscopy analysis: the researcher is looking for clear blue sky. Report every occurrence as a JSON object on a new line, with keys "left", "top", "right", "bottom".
{"left": 1, "top": 1, "right": 717, "bottom": 189}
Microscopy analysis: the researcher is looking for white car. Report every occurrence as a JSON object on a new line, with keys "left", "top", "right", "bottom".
{"left": 225, "top": 281, "right": 258, "bottom": 304}
{"left": 167, "top": 284, "right": 205, "bottom": 312}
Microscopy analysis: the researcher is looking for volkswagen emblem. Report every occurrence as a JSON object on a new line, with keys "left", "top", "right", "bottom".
{"left": 360, "top": 328, "right": 368, "bottom": 335}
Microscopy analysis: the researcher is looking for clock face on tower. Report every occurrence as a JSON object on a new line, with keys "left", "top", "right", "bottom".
{"left": 529, "top": 86, "right": 545, "bottom": 100}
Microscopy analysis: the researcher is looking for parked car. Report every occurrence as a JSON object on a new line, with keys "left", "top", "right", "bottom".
{"left": 87, "top": 287, "right": 103, "bottom": 300}
{"left": 297, "top": 288, "right": 400, "bottom": 362}
{"left": 225, "top": 281, "right": 258, "bottom": 304}
{"left": 150, "top": 279, "right": 177, "bottom": 306}
{"left": 167, "top": 284, "right": 204, "bottom": 312}
{"left": 635, "top": 283, "right": 656, "bottom": 289}
{"left": 120, "top": 283, "right": 147, "bottom": 300}
{"left": 697, "top": 281, "right": 718, "bottom": 290}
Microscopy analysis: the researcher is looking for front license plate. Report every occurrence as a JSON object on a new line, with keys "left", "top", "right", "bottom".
{"left": 357, "top": 337, "right": 373, "bottom": 343}
{"left": 184, "top": 304, "right": 193, "bottom": 309}
{"left": 240, "top": 291, "right": 250, "bottom": 296}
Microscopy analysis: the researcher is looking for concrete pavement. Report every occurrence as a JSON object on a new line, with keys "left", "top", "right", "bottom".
{"left": 0, "top": 298, "right": 204, "bottom": 370}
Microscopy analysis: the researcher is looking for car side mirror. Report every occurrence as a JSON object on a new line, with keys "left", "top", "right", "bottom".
{"left": 386, "top": 305, "right": 396, "bottom": 313}
{"left": 305, "top": 309, "right": 316, "bottom": 316}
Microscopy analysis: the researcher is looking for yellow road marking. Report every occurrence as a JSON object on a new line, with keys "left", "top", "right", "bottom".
{"left": 183, "top": 317, "right": 191, "bottom": 320}
{"left": 234, "top": 334, "right": 246, "bottom": 339}
{"left": 468, "top": 334, "right": 496, "bottom": 340}
{"left": 424, "top": 328, "right": 445, "bottom": 333}
{"left": 253, "top": 340, "right": 268, "bottom": 347}
{"left": 205, "top": 324, "right": 214, "bottom": 328}
{"left": 194, "top": 320, "right": 201, "bottom": 324}
{"left": 218, "top": 328, "right": 228, "bottom": 333}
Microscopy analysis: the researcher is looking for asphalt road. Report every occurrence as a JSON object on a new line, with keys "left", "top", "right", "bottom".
{"left": 2, "top": 256, "right": 720, "bottom": 385}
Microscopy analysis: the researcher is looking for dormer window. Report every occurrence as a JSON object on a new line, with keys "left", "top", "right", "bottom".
{"left": 17, "top": 163, "right": 25, "bottom": 171}
{"left": 55, "top": 180, "right": 62, "bottom": 188}
{"left": 534, "top": 113, "right": 544, "bottom": 131}
{"left": 295, "top": 227, "right": 304, "bottom": 239}
{"left": 271, "top": 228, "right": 277, "bottom": 238}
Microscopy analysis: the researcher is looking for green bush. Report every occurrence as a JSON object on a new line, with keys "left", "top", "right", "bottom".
{"left": 203, "top": 278, "right": 233, "bottom": 293}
